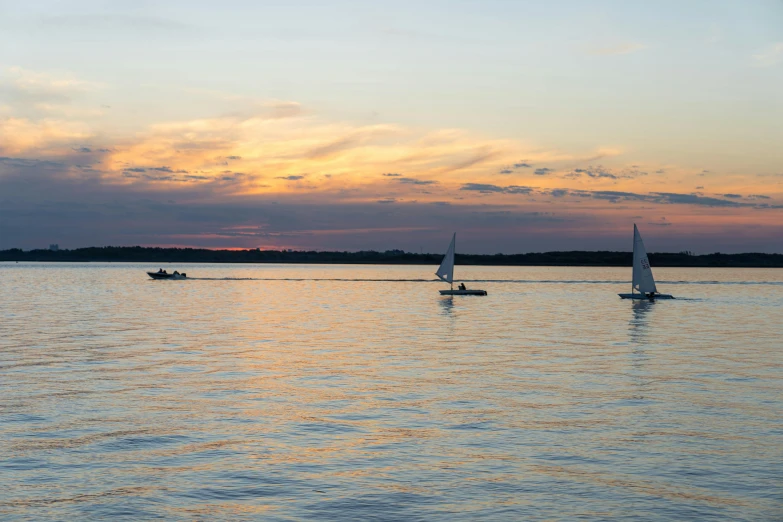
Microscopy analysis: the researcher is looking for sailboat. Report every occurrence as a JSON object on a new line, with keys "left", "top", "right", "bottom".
{"left": 436, "top": 233, "right": 487, "bottom": 296}
{"left": 618, "top": 224, "right": 674, "bottom": 300}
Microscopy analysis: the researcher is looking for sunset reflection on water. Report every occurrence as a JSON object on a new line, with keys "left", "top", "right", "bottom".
{"left": 1, "top": 263, "right": 781, "bottom": 520}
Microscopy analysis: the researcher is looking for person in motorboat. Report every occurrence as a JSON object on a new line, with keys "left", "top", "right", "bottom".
{"left": 158, "top": 268, "right": 165, "bottom": 274}
{"left": 459, "top": 283, "right": 466, "bottom": 290}
{"left": 173, "top": 271, "right": 180, "bottom": 276}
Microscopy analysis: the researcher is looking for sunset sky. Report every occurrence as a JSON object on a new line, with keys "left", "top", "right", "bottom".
{"left": 1, "top": 0, "right": 781, "bottom": 253}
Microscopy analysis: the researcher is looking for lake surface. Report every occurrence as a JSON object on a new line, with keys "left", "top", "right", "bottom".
{"left": 1, "top": 263, "right": 781, "bottom": 521}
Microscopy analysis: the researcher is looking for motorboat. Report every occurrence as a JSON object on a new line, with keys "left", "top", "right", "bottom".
{"left": 147, "top": 271, "right": 187, "bottom": 280}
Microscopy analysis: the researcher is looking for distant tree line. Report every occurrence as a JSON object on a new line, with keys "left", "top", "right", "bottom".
{"left": 1, "top": 246, "right": 782, "bottom": 267}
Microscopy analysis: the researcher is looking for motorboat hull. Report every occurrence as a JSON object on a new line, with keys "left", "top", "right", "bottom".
{"left": 440, "top": 289, "right": 487, "bottom": 296}
{"left": 147, "top": 272, "right": 186, "bottom": 280}
{"left": 618, "top": 293, "right": 674, "bottom": 300}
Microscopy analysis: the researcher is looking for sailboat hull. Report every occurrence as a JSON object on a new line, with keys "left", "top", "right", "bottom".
{"left": 440, "top": 289, "right": 487, "bottom": 296}
{"left": 618, "top": 293, "right": 674, "bottom": 300}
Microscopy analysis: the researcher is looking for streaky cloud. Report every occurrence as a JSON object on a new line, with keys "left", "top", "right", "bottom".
{"left": 461, "top": 183, "right": 505, "bottom": 193}
{"left": 396, "top": 177, "right": 438, "bottom": 185}
{"left": 752, "top": 42, "right": 783, "bottom": 67}
{"left": 460, "top": 183, "right": 533, "bottom": 195}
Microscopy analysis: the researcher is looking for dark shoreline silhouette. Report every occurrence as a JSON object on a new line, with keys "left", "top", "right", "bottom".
{"left": 2, "top": 247, "right": 782, "bottom": 267}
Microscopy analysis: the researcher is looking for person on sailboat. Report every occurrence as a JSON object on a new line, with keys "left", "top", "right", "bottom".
{"left": 459, "top": 283, "right": 466, "bottom": 290}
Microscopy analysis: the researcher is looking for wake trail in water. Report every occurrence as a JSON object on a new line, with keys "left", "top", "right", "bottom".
{"left": 180, "top": 278, "right": 783, "bottom": 285}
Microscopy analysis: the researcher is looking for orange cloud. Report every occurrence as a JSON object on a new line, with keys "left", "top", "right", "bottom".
{"left": 1, "top": 73, "right": 780, "bottom": 240}
{"left": 0, "top": 117, "right": 94, "bottom": 155}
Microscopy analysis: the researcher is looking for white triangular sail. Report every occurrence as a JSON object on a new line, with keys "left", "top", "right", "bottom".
{"left": 632, "top": 224, "right": 658, "bottom": 294}
{"left": 436, "top": 233, "right": 456, "bottom": 284}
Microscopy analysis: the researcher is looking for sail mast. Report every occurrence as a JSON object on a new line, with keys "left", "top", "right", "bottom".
{"left": 632, "top": 224, "right": 640, "bottom": 294}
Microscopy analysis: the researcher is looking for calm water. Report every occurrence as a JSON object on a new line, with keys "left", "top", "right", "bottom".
{"left": 1, "top": 263, "right": 781, "bottom": 521}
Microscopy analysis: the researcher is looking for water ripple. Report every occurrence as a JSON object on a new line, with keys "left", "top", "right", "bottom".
{"left": 1, "top": 263, "right": 781, "bottom": 520}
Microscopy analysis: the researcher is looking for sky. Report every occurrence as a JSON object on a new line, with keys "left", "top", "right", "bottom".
{"left": 1, "top": 0, "right": 782, "bottom": 254}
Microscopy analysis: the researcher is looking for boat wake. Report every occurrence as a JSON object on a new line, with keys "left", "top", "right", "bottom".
{"left": 177, "top": 278, "right": 783, "bottom": 285}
